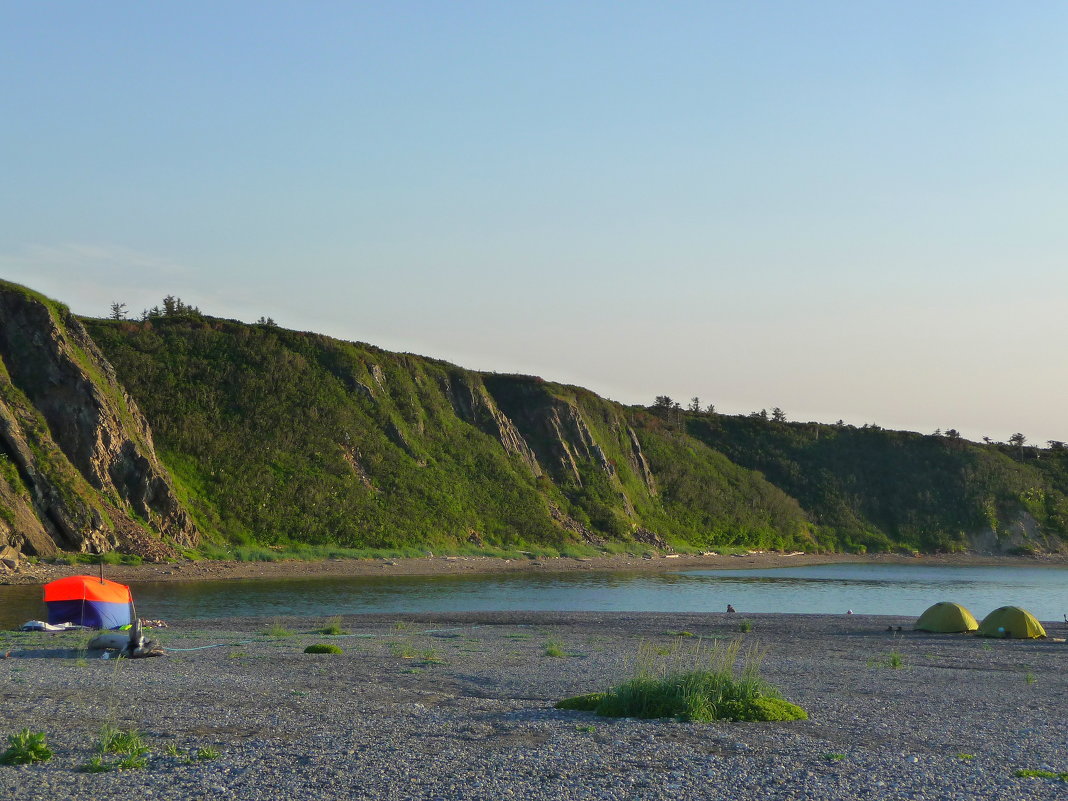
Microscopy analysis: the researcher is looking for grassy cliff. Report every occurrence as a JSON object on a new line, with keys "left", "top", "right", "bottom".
{"left": 80, "top": 311, "right": 1068, "bottom": 556}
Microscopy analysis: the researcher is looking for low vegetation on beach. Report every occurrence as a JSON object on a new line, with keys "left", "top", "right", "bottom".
{"left": 556, "top": 638, "right": 807, "bottom": 723}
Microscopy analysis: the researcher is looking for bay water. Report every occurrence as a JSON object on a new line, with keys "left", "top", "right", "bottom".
{"left": 2, "top": 563, "right": 1066, "bottom": 630}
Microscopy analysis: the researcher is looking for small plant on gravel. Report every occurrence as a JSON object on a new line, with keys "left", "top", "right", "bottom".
{"left": 1015, "top": 769, "right": 1068, "bottom": 782}
{"left": 319, "top": 616, "right": 348, "bottom": 636}
{"left": 665, "top": 630, "right": 695, "bottom": 638}
{"left": 738, "top": 619, "right": 753, "bottom": 633}
{"left": 79, "top": 755, "right": 113, "bottom": 773}
{"left": 420, "top": 648, "right": 445, "bottom": 665}
{"left": 1024, "top": 671, "right": 1036, "bottom": 685}
{"left": 164, "top": 743, "right": 182, "bottom": 757}
{"left": 869, "top": 650, "right": 906, "bottom": 669}
{"left": 263, "top": 621, "right": 293, "bottom": 637}
{"left": 544, "top": 639, "right": 567, "bottom": 658}
{"left": 389, "top": 640, "right": 418, "bottom": 658}
{"left": 228, "top": 651, "right": 247, "bottom": 659}
{"left": 0, "top": 729, "right": 53, "bottom": 765}
{"left": 957, "top": 754, "right": 975, "bottom": 760}
{"left": 555, "top": 639, "right": 807, "bottom": 723}
{"left": 824, "top": 753, "right": 845, "bottom": 761}
{"left": 575, "top": 724, "right": 597, "bottom": 733}
{"left": 196, "top": 746, "right": 220, "bottom": 761}
{"left": 98, "top": 724, "right": 149, "bottom": 757}
{"left": 114, "top": 752, "right": 148, "bottom": 770}
{"left": 392, "top": 620, "right": 416, "bottom": 632}
{"left": 304, "top": 643, "right": 343, "bottom": 654}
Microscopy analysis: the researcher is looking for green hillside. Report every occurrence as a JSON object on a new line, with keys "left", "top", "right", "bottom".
{"left": 80, "top": 309, "right": 1068, "bottom": 557}
{"left": 83, "top": 315, "right": 817, "bottom": 555}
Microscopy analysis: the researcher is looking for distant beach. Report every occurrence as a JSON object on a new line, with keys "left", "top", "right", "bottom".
{"left": 6, "top": 549, "right": 1068, "bottom": 587}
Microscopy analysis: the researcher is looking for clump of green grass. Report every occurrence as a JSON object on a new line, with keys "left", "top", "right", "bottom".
{"left": 555, "top": 639, "right": 807, "bottom": 723}
{"left": 388, "top": 640, "right": 418, "bottom": 658}
{"left": 98, "top": 724, "right": 148, "bottom": 757}
{"left": 304, "top": 643, "right": 343, "bottom": 655}
{"left": 957, "top": 753, "right": 975, "bottom": 760}
{"left": 665, "top": 631, "right": 695, "bottom": 638}
{"left": 824, "top": 753, "right": 846, "bottom": 761}
{"left": 1024, "top": 671, "right": 1036, "bottom": 685}
{"left": 79, "top": 755, "right": 112, "bottom": 773}
{"left": 262, "top": 621, "right": 293, "bottom": 637}
{"left": 1015, "top": 768, "right": 1068, "bottom": 782}
{"left": 543, "top": 638, "right": 567, "bottom": 658}
{"left": 195, "top": 746, "right": 220, "bottom": 761}
{"left": 114, "top": 753, "right": 148, "bottom": 770}
{"left": 420, "top": 648, "right": 445, "bottom": 665}
{"left": 738, "top": 619, "right": 753, "bottom": 633}
{"left": 319, "top": 616, "right": 349, "bottom": 636}
{"left": 0, "top": 729, "right": 53, "bottom": 765}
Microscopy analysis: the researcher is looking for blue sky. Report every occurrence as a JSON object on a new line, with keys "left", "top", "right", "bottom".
{"left": 2, "top": 2, "right": 1066, "bottom": 444}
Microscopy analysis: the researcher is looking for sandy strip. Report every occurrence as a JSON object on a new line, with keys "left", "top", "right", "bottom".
{"left": 6, "top": 550, "right": 1068, "bottom": 587}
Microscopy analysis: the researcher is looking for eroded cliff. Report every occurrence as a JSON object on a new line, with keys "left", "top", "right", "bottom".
{"left": 0, "top": 281, "right": 198, "bottom": 559}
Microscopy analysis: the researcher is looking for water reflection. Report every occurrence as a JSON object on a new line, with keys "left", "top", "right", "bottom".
{"left": 2, "top": 563, "right": 1065, "bottom": 628}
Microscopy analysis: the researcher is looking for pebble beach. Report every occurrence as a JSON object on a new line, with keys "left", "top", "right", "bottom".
{"left": 1, "top": 610, "right": 1066, "bottom": 800}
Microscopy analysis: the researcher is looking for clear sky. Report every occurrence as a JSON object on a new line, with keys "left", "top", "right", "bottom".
{"left": 2, "top": 2, "right": 1066, "bottom": 444}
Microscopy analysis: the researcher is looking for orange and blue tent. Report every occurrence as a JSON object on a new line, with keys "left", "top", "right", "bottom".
{"left": 43, "top": 575, "right": 133, "bottom": 629}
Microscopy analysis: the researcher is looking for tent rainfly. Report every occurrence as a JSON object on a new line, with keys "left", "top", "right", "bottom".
{"left": 43, "top": 575, "right": 133, "bottom": 629}
{"left": 976, "top": 606, "right": 1046, "bottom": 639}
{"left": 914, "top": 601, "right": 979, "bottom": 633}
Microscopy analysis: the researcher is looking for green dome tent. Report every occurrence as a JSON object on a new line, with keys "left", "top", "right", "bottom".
{"left": 914, "top": 601, "right": 978, "bottom": 633}
{"left": 976, "top": 606, "right": 1046, "bottom": 639}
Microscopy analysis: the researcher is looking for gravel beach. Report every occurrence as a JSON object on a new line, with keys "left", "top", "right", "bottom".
{"left": 1, "top": 611, "right": 1066, "bottom": 800}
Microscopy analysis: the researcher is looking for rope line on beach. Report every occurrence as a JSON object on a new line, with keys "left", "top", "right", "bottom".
{"left": 165, "top": 624, "right": 487, "bottom": 651}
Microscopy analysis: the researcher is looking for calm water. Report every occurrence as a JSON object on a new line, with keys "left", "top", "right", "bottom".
{"left": 2, "top": 563, "right": 1066, "bottom": 629}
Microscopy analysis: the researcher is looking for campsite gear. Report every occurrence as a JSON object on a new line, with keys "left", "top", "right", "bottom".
{"left": 914, "top": 601, "right": 979, "bottom": 633}
{"left": 19, "top": 621, "right": 86, "bottom": 632}
{"left": 976, "top": 606, "right": 1046, "bottom": 639}
{"left": 43, "top": 575, "right": 133, "bottom": 629}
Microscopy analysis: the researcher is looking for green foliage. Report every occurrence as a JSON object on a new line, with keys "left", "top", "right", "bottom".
{"left": 543, "top": 638, "right": 567, "bottom": 658}
{"left": 79, "top": 755, "right": 113, "bottom": 773}
{"left": 319, "top": 616, "right": 348, "bottom": 636}
{"left": 98, "top": 724, "right": 148, "bottom": 757}
{"left": 556, "top": 640, "right": 807, "bottom": 723}
{"left": 69, "top": 307, "right": 1068, "bottom": 557}
{"left": 870, "top": 650, "right": 906, "bottom": 669}
{"left": 262, "top": 622, "right": 293, "bottom": 637}
{"left": 304, "top": 643, "right": 343, "bottom": 654}
{"left": 0, "top": 729, "right": 53, "bottom": 765}
{"left": 738, "top": 619, "right": 753, "bottom": 633}
{"left": 555, "top": 693, "right": 606, "bottom": 711}
{"left": 1015, "top": 769, "right": 1068, "bottom": 782}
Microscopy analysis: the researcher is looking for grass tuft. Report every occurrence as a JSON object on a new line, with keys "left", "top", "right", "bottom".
{"left": 262, "top": 621, "right": 293, "bottom": 637}
{"left": 319, "top": 616, "right": 349, "bottom": 636}
{"left": 555, "top": 639, "right": 806, "bottom": 723}
{"left": 543, "top": 638, "right": 567, "bottom": 658}
{"left": 304, "top": 643, "right": 343, "bottom": 654}
{"left": 869, "top": 650, "right": 906, "bottom": 669}
{"left": 1015, "top": 769, "right": 1068, "bottom": 781}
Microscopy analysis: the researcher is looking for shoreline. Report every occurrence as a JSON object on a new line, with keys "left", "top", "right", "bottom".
{"left": 6, "top": 549, "right": 1067, "bottom": 587}
{"left": 2, "top": 610, "right": 1065, "bottom": 800}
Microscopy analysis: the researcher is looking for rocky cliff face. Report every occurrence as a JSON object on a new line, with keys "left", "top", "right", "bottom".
{"left": 0, "top": 282, "right": 198, "bottom": 559}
